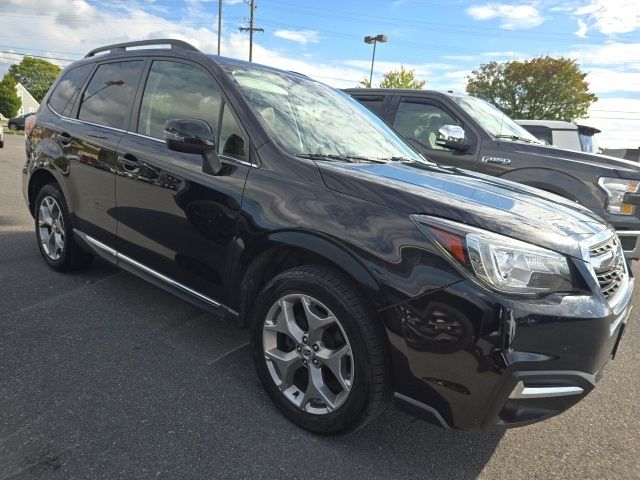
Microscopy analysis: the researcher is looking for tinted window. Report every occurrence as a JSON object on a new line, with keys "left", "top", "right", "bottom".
{"left": 138, "top": 61, "right": 222, "bottom": 140}
{"left": 79, "top": 61, "right": 144, "bottom": 129}
{"left": 394, "top": 101, "right": 461, "bottom": 150}
{"left": 521, "top": 125, "right": 553, "bottom": 145}
{"left": 355, "top": 96, "right": 385, "bottom": 115}
{"left": 219, "top": 103, "right": 248, "bottom": 161}
{"left": 48, "top": 64, "right": 93, "bottom": 117}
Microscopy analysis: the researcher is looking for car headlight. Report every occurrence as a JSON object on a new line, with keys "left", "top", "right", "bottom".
{"left": 598, "top": 177, "right": 640, "bottom": 215}
{"left": 411, "top": 215, "right": 574, "bottom": 296}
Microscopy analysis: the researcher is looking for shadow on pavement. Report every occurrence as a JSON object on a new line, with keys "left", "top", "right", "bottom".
{"left": 0, "top": 230, "right": 503, "bottom": 479}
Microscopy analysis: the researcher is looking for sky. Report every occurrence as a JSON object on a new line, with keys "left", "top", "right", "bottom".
{"left": 0, "top": 0, "right": 638, "bottom": 148}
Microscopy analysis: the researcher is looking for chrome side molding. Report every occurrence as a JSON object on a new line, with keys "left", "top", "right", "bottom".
{"left": 509, "top": 382, "right": 584, "bottom": 400}
{"left": 75, "top": 230, "right": 222, "bottom": 309}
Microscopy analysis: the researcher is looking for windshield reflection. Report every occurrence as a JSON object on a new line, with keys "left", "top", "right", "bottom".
{"left": 452, "top": 96, "right": 542, "bottom": 144}
{"left": 223, "top": 65, "right": 424, "bottom": 162}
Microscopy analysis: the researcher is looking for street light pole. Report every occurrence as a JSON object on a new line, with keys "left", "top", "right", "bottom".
{"left": 364, "top": 34, "right": 388, "bottom": 87}
{"left": 217, "top": 0, "right": 222, "bottom": 55}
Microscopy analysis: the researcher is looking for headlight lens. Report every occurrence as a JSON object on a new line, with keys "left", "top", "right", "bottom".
{"left": 598, "top": 177, "right": 639, "bottom": 215}
{"left": 411, "top": 215, "right": 574, "bottom": 296}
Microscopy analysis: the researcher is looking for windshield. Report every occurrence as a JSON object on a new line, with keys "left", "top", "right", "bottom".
{"left": 224, "top": 66, "right": 423, "bottom": 162}
{"left": 452, "top": 96, "right": 542, "bottom": 143}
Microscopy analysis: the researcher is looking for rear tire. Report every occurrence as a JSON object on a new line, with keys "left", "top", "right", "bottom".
{"left": 34, "top": 183, "right": 93, "bottom": 271}
{"left": 8, "top": 123, "right": 16, "bottom": 131}
{"left": 250, "top": 265, "right": 390, "bottom": 435}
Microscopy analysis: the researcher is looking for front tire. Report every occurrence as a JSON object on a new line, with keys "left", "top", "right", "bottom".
{"left": 250, "top": 266, "right": 390, "bottom": 435}
{"left": 8, "top": 123, "right": 17, "bottom": 131}
{"left": 34, "top": 183, "right": 93, "bottom": 271}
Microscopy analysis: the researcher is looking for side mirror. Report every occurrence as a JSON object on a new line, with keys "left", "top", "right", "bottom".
{"left": 435, "top": 125, "right": 470, "bottom": 152}
{"left": 164, "top": 118, "right": 222, "bottom": 175}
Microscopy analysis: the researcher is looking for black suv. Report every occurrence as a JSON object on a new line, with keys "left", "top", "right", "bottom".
{"left": 8, "top": 112, "right": 35, "bottom": 131}
{"left": 346, "top": 89, "right": 640, "bottom": 260}
{"left": 23, "top": 40, "right": 632, "bottom": 434}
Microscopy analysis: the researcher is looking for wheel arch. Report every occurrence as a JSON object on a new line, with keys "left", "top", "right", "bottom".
{"left": 27, "top": 168, "right": 59, "bottom": 217}
{"left": 231, "top": 231, "right": 386, "bottom": 327}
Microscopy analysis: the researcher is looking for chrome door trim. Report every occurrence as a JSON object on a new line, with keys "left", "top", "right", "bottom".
{"left": 78, "top": 231, "right": 222, "bottom": 309}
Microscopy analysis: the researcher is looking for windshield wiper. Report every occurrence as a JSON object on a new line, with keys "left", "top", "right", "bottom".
{"left": 494, "top": 134, "right": 539, "bottom": 144}
{"left": 294, "top": 153, "right": 387, "bottom": 163}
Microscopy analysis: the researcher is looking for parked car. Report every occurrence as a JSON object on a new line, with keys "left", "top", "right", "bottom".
{"left": 8, "top": 112, "right": 35, "bottom": 131}
{"left": 516, "top": 120, "right": 601, "bottom": 154}
{"left": 346, "top": 89, "right": 640, "bottom": 259}
{"left": 23, "top": 40, "right": 632, "bottom": 434}
{"left": 0, "top": 124, "right": 4, "bottom": 148}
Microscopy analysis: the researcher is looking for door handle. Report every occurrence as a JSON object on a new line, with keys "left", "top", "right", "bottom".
{"left": 58, "top": 132, "right": 71, "bottom": 146}
{"left": 119, "top": 154, "right": 140, "bottom": 172}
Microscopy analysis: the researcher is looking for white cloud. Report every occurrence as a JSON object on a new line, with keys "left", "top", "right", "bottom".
{"left": 575, "top": 18, "right": 588, "bottom": 37}
{"left": 582, "top": 97, "right": 640, "bottom": 148}
{"left": 574, "top": 0, "right": 640, "bottom": 35}
{"left": 466, "top": 3, "right": 544, "bottom": 30}
{"left": 273, "top": 29, "right": 320, "bottom": 45}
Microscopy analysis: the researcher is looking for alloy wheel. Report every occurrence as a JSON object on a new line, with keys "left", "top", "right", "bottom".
{"left": 38, "top": 195, "right": 65, "bottom": 260}
{"left": 262, "top": 293, "right": 354, "bottom": 414}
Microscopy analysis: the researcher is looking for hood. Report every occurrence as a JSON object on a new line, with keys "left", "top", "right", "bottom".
{"left": 510, "top": 142, "right": 640, "bottom": 178}
{"left": 318, "top": 161, "right": 612, "bottom": 259}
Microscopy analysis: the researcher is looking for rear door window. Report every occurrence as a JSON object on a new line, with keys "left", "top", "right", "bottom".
{"left": 353, "top": 95, "right": 386, "bottom": 116}
{"left": 48, "top": 64, "right": 93, "bottom": 117}
{"left": 78, "top": 61, "right": 144, "bottom": 129}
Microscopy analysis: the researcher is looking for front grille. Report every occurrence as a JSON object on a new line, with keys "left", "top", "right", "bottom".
{"left": 589, "top": 236, "right": 626, "bottom": 301}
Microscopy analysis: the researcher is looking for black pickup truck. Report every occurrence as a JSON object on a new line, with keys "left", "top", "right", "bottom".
{"left": 346, "top": 88, "right": 640, "bottom": 259}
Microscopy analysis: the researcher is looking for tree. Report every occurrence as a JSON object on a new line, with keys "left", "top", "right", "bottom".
{"left": 466, "top": 56, "right": 597, "bottom": 121}
{"left": 8, "top": 56, "right": 61, "bottom": 103}
{"left": 379, "top": 65, "right": 425, "bottom": 89}
{"left": 358, "top": 65, "right": 426, "bottom": 89}
{"left": 0, "top": 74, "right": 21, "bottom": 119}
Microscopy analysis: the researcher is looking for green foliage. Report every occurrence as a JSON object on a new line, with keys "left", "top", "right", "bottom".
{"left": 358, "top": 66, "right": 426, "bottom": 89}
{"left": 0, "top": 74, "right": 21, "bottom": 118}
{"left": 466, "top": 56, "right": 597, "bottom": 121}
{"left": 8, "top": 56, "right": 61, "bottom": 102}
{"left": 379, "top": 66, "right": 426, "bottom": 89}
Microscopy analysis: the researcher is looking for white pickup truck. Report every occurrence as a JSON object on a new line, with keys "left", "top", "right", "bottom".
{"left": 516, "top": 119, "right": 600, "bottom": 154}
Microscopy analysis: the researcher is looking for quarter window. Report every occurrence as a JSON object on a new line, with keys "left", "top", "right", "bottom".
{"left": 48, "top": 64, "right": 93, "bottom": 117}
{"left": 138, "top": 60, "right": 222, "bottom": 140}
{"left": 79, "top": 61, "right": 144, "bottom": 129}
{"left": 394, "top": 101, "right": 461, "bottom": 151}
{"left": 219, "top": 103, "right": 248, "bottom": 161}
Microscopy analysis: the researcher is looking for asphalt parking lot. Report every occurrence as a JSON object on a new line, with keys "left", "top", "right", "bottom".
{"left": 1, "top": 134, "right": 638, "bottom": 479}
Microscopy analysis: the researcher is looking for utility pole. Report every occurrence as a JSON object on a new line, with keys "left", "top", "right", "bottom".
{"left": 239, "top": 0, "right": 264, "bottom": 61}
{"left": 217, "top": 0, "right": 222, "bottom": 55}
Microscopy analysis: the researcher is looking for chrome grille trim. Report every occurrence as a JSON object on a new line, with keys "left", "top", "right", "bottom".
{"left": 584, "top": 232, "right": 629, "bottom": 308}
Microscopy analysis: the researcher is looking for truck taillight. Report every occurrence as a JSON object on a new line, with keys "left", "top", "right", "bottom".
{"left": 24, "top": 115, "right": 36, "bottom": 136}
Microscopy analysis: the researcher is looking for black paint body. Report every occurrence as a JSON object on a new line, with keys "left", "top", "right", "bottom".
{"left": 346, "top": 88, "right": 640, "bottom": 258}
{"left": 22, "top": 49, "right": 632, "bottom": 429}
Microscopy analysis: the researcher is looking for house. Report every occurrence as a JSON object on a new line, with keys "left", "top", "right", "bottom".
{"left": 15, "top": 82, "right": 39, "bottom": 116}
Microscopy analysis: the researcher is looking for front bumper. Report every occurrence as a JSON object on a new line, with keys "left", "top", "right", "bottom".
{"left": 382, "top": 278, "right": 633, "bottom": 430}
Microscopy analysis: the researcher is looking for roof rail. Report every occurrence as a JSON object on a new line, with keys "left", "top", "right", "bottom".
{"left": 85, "top": 39, "right": 199, "bottom": 58}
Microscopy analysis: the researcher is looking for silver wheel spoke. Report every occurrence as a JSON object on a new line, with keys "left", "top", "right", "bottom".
{"left": 301, "top": 295, "right": 336, "bottom": 342}
{"left": 264, "top": 299, "right": 304, "bottom": 344}
{"left": 39, "top": 204, "right": 52, "bottom": 227}
{"left": 38, "top": 196, "right": 65, "bottom": 260}
{"left": 264, "top": 348, "right": 302, "bottom": 389}
{"left": 301, "top": 367, "right": 337, "bottom": 412}
{"left": 317, "top": 344, "right": 352, "bottom": 392}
